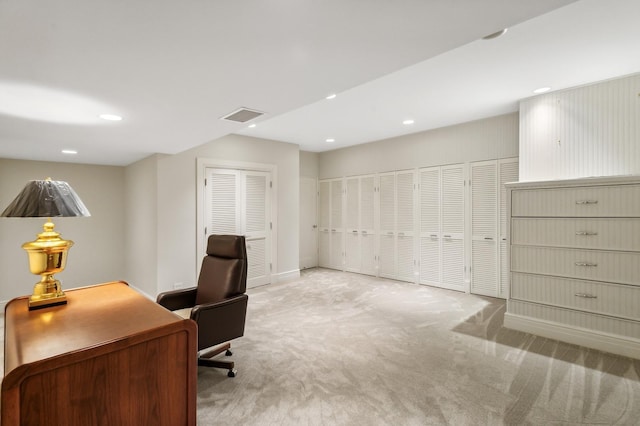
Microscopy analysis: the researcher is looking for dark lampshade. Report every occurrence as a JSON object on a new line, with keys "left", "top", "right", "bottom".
{"left": 1, "top": 179, "right": 90, "bottom": 218}
{"left": 1, "top": 178, "right": 90, "bottom": 310}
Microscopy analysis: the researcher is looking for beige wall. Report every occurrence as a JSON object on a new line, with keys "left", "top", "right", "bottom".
{"left": 300, "top": 151, "right": 319, "bottom": 178}
{"left": 124, "top": 155, "right": 159, "bottom": 297}
{"left": 0, "top": 159, "right": 125, "bottom": 302}
{"left": 319, "top": 113, "right": 519, "bottom": 179}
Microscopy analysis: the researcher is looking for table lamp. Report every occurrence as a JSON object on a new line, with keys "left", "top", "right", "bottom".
{"left": 1, "top": 178, "right": 91, "bottom": 310}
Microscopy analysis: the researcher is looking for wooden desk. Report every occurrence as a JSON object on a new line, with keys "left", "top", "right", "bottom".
{"left": 2, "top": 281, "right": 197, "bottom": 426}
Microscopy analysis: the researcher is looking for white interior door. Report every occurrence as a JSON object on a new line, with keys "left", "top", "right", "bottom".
{"left": 396, "top": 170, "right": 415, "bottom": 282}
{"left": 205, "top": 168, "right": 271, "bottom": 288}
{"left": 419, "top": 167, "right": 441, "bottom": 286}
{"left": 470, "top": 161, "right": 498, "bottom": 297}
{"left": 300, "top": 177, "right": 318, "bottom": 270}
{"left": 378, "top": 172, "right": 396, "bottom": 278}
{"left": 441, "top": 164, "right": 465, "bottom": 291}
{"left": 318, "top": 180, "right": 330, "bottom": 268}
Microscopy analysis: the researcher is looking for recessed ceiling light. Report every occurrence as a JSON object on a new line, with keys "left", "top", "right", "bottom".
{"left": 482, "top": 28, "right": 508, "bottom": 40}
{"left": 325, "top": 138, "right": 335, "bottom": 143}
{"left": 533, "top": 87, "right": 551, "bottom": 94}
{"left": 326, "top": 94, "right": 337, "bottom": 100}
{"left": 403, "top": 119, "right": 414, "bottom": 125}
{"left": 61, "top": 149, "right": 77, "bottom": 155}
{"left": 99, "top": 113, "right": 122, "bottom": 121}
{"left": 248, "top": 123, "right": 256, "bottom": 128}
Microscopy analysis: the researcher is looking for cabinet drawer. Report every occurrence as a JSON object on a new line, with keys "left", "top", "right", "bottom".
{"left": 511, "top": 273, "right": 640, "bottom": 321}
{"left": 511, "top": 185, "right": 640, "bottom": 217}
{"left": 511, "top": 246, "right": 640, "bottom": 286}
{"left": 508, "top": 300, "right": 640, "bottom": 340}
{"left": 511, "top": 218, "right": 640, "bottom": 251}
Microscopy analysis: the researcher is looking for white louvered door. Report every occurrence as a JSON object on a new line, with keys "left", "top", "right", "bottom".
{"left": 330, "top": 179, "right": 344, "bottom": 270}
{"left": 419, "top": 167, "right": 441, "bottom": 286}
{"left": 470, "top": 161, "right": 498, "bottom": 297}
{"left": 244, "top": 171, "right": 270, "bottom": 287}
{"left": 441, "top": 164, "right": 466, "bottom": 291}
{"left": 318, "top": 178, "right": 345, "bottom": 271}
{"left": 378, "top": 172, "right": 396, "bottom": 278}
{"left": 396, "top": 170, "right": 416, "bottom": 282}
{"left": 345, "top": 177, "right": 361, "bottom": 273}
{"left": 498, "top": 159, "right": 519, "bottom": 298}
{"left": 205, "top": 168, "right": 271, "bottom": 288}
{"left": 359, "top": 175, "right": 377, "bottom": 276}
{"left": 344, "top": 175, "right": 377, "bottom": 275}
{"left": 318, "top": 180, "right": 331, "bottom": 268}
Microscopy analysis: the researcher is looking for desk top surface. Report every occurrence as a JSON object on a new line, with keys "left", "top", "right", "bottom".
{"left": 3, "top": 281, "right": 184, "bottom": 375}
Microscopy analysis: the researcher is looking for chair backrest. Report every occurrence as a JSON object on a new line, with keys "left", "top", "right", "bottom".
{"left": 195, "top": 235, "right": 247, "bottom": 305}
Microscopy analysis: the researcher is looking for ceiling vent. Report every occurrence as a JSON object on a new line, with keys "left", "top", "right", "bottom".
{"left": 221, "top": 107, "right": 265, "bottom": 123}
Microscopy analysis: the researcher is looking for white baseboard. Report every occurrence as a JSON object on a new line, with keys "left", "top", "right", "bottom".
{"left": 273, "top": 269, "right": 301, "bottom": 283}
{"left": 504, "top": 313, "right": 640, "bottom": 359}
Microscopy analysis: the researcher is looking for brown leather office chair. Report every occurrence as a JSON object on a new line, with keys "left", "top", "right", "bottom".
{"left": 157, "top": 234, "right": 248, "bottom": 377}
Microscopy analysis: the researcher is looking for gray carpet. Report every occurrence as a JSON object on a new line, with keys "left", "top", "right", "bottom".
{"left": 197, "top": 268, "right": 640, "bottom": 425}
{"left": 1, "top": 268, "right": 638, "bottom": 425}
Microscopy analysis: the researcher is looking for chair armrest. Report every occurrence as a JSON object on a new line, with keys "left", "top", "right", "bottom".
{"left": 191, "top": 294, "right": 248, "bottom": 350}
{"left": 156, "top": 287, "right": 197, "bottom": 311}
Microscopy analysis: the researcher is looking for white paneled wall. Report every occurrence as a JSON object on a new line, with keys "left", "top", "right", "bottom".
{"left": 520, "top": 73, "right": 640, "bottom": 181}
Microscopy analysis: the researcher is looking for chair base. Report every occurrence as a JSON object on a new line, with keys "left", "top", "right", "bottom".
{"left": 198, "top": 343, "right": 237, "bottom": 377}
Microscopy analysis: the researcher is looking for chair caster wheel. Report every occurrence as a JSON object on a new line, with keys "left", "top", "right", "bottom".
{"left": 228, "top": 369, "right": 237, "bottom": 378}
{"left": 225, "top": 349, "right": 233, "bottom": 356}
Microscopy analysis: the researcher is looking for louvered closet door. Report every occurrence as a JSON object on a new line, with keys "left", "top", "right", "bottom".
{"left": 244, "top": 172, "right": 270, "bottom": 287}
{"left": 441, "top": 164, "right": 465, "bottom": 291}
{"left": 359, "top": 175, "right": 377, "bottom": 276}
{"left": 205, "top": 168, "right": 271, "bottom": 288}
{"left": 318, "top": 180, "right": 331, "bottom": 268}
{"left": 471, "top": 161, "right": 498, "bottom": 297}
{"left": 344, "top": 177, "right": 361, "bottom": 273}
{"left": 344, "top": 175, "right": 377, "bottom": 275}
{"left": 498, "top": 159, "right": 519, "bottom": 298}
{"left": 396, "top": 170, "right": 415, "bottom": 282}
{"left": 419, "top": 167, "right": 441, "bottom": 286}
{"left": 206, "top": 169, "right": 241, "bottom": 235}
{"left": 330, "top": 179, "right": 344, "bottom": 270}
{"left": 378, "top": 172, "right": 396, "bottom": 278}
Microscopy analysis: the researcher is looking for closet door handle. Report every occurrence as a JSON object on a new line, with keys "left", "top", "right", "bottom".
{"left": 575, "top": 262, "right": 598, "bottom": 267}
{"left": 352, "top": 230, "right": 358, "bottom": 233}
{"left": 430, "top": 234, "right": 438, "bottom": 239}
{"left": 362, "top": 230, "right": 368, "bottom": 235}
{"left": 484, "top": 237, "right": 493, "bottom": 240}
{"left": 575, "top": 293, "right": 597, "bottom": 299}
{"left": 398, "top": 232, "right": 405, "bottom": 237}
{"left": 575, "top": 200, "right": 598, "bottom": 205}
{"left": 575, "top": 231, "right": 598, "bottom": 236}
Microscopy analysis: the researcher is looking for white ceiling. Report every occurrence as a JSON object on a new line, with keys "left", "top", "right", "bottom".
{"left": 1, "top": 0, "right": 638, "bottom": 166}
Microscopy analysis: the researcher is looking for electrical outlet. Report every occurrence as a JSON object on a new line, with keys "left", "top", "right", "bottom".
{"left": 173, "top": 282, "right": 183, "bottom": 289}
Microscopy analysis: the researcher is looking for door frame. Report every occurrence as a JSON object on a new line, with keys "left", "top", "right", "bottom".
{"left": 196, "top": 157, "right": 278, "bottom": 286}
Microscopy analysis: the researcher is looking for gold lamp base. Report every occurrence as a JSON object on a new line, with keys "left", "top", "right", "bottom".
{"left": 23, "top": 220, "right": 73, "bottom": 310}
{"left": 28, "top": 275, "right": 67, "bottom": 310}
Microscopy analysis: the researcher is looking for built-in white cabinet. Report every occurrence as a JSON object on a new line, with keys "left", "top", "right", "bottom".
{"left": 505, "top": 176, "right": 640, "bottom": 359}
{"left": 318, "top": 157, "right": 517, "bottom": 296}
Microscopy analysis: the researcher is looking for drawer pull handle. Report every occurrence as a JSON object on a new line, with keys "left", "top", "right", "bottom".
{"left": 575, "top": 293, "right": 597, "bottom": 299}
{"left": 575, "top": 200, "right": 598, "bottom": 205}
{"left": 575, "top": 262, "right": 598, "bottom": 267}
{"left": 575, "top": 231, "right": 598, "bottom": 236}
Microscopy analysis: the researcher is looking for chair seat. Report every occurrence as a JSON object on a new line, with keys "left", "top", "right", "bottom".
{"left": 173, "top": 308, "right": 191, "bottom": 319}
